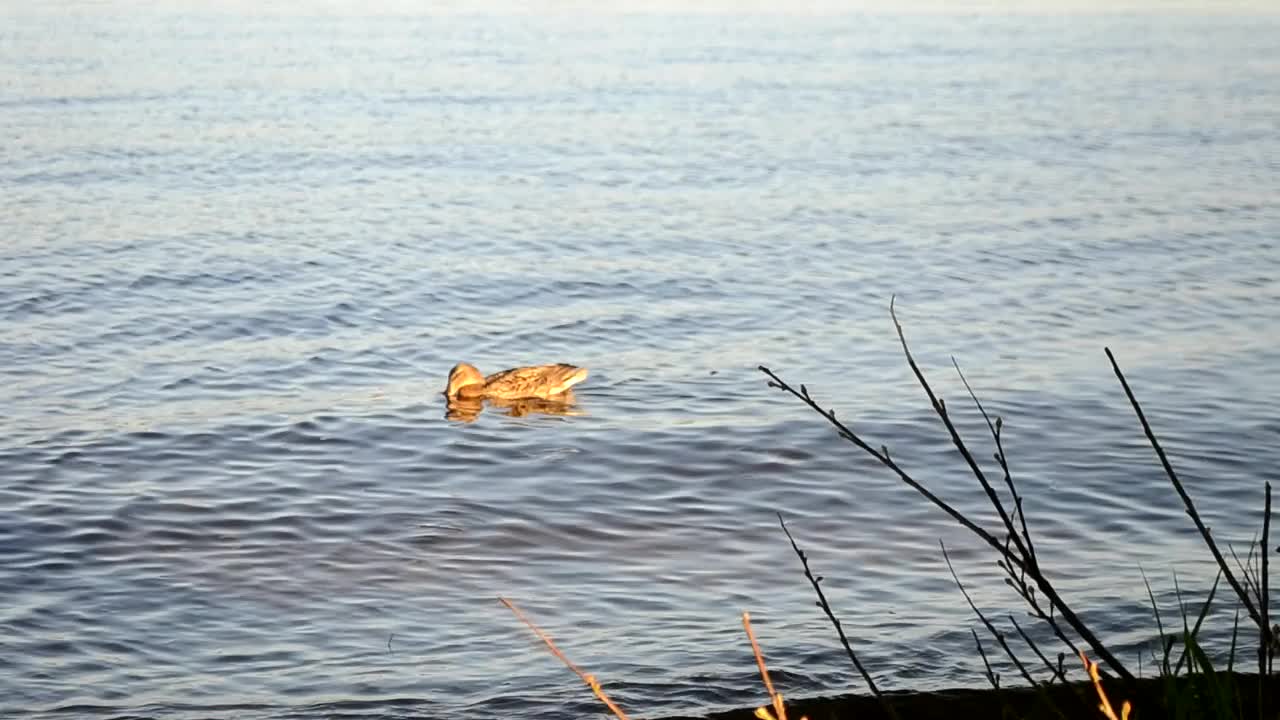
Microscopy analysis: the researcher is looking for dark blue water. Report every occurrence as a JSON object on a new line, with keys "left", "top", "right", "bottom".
{"left": 3, "top": 4, "right": 1279, "bottom": 718}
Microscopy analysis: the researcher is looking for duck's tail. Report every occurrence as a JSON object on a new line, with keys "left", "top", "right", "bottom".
{"left": 549, "top": 364, "right": 589, "bottom": 395}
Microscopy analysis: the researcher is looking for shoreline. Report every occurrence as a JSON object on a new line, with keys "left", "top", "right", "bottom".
{"left": 657, "top": 674, "right": 1280, "bottom": 720}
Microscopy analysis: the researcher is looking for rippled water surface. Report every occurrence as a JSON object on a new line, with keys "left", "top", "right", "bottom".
{"left": 3, "top": 3, "right": 1280, "bottom": 718}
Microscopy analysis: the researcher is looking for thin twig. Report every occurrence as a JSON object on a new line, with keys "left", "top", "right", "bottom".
{"left": 889, "top": 297, "right": 1034, "bottom": 572}
{"left": 1008, "top": 570, "right": 1083, "bottom": 661}
{"left": 778, "top": 514, "right": 900, "bottom": 720}
{"left": 761, "top": 315, "right": 1134, "bottom": 683}
{"left": 892, "top": 299, "right": 1130, "bottom": 683}
{"left": 762, "top": 362, "right": 1135, "bottom": 680}
{"left": 499, "top": 597, "right": 631, "bottom": 720}
{"left": 973, "top": 629, "right": 1000, "bottom": 689}
{"left": 941, "top": 541, "right": 1041, "bottom": 691}
{"left": 953, "top": 357, "right": 1037, "bottom": 572}
{"left": 1261, "top": 483, "right": 1271, "bottom": 676}
{"left": 1009, "top": 614, "right": 1069, "bottom": 685}
{"left": 761, "top": 367, "right": 1018, "bottom": 569}
{"left": 1105, "top": 347, "right": 1263, "bottom": 632}
{"left": 1262, "top": 483, "right": 1272, "bottom": 720}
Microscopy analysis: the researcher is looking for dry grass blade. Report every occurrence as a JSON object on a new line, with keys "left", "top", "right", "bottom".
{"left": 743, "top": 612, "right": 808, "bottom": 720}
{"left": 499, "top": 597, "right": 631, "bottom": 720}
{"left": 742, "top": 612, "right": 778, "bottom": 702}
{"left": 1080, "top": 651, "right": 1132, "bottom": 720}
{"left": 1228, "top": 541, "right": 1263, "bottom": 620}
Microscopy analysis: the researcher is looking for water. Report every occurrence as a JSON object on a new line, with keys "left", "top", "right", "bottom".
{"left": 3, "top": 3, "right": 1279, "bottom": 718}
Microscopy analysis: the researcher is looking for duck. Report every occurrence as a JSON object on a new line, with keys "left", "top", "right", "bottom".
{"left": 444, "top": 362, "right": 588, "bottom": 401}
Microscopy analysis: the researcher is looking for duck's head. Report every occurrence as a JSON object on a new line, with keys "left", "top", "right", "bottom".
{"left": 445, "top": 363, "right": 485, "bottom": 399}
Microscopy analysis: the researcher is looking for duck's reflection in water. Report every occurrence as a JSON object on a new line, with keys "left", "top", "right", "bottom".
{"left": 445, "top": 391, "right": 584, "bottom": 423}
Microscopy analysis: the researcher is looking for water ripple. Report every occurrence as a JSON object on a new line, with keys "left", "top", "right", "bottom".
{"left": 4, "top": 6, "right": 1280, "bottom": 720}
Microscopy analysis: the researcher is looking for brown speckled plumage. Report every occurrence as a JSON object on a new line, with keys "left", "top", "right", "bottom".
{"left": 445, "top": 362, "right": 588, "bottom": 401}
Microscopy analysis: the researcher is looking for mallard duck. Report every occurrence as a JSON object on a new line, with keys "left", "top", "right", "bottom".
{"left": 444, "top": 362, "right": 588, "bottom": 401}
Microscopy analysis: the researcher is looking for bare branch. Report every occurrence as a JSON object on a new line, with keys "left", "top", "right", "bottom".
{"left": 941, "top": 540, "right": 1041, "bottom": 691}
{"left": 1262, "top": 483, "right": 1272, "bottom": 680}
{"left": 953, "top": 356, "right": 1038, "bottom": 571}
{"left": 761, "top": 366, "right": 1021, "bottom": 571}
{"left": 778, "top": 514, "right": 900, "bottom": 720}
{"left": 1105, "top": 347, "right": 1263, "bottom": 631}
{"left": 888, "top": 297, "right": 1034, "bottom": 571}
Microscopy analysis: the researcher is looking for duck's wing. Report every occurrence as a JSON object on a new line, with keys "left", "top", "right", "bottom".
{"left": 485, "top": 364, "right": 588, "bottom": 399}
